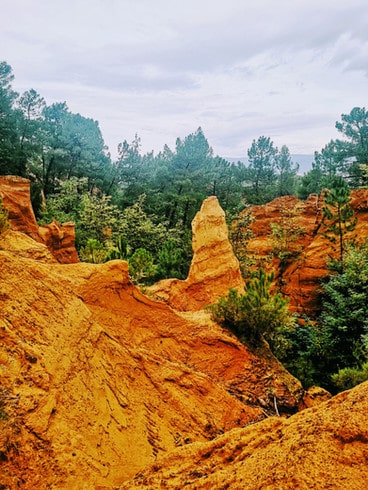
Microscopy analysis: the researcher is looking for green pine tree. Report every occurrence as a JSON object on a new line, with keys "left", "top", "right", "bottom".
{"left": 128, "top": 248, "right": 157, "bottom": 284}
{"left": 322, "top": 176, "right": 357, "bottom": 265}
{"left": 157, "top": 240, "right": 184, "bottom": 279}
{"left": 210, "top": 269, "right": 293, "bottom": 345}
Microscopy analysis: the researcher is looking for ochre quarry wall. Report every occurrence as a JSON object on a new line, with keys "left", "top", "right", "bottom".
{"left": 0, "top": 175, "right": 79, "bottom": 263}
{"left": 0, "top": 235, "right": 302, "bottom": 488}
{"left": 247, "top": 190, "right": 368, "bottom": 316}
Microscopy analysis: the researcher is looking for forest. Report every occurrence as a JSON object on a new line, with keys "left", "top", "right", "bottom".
{"left": 1, "top": 59, "right": 368, "bottom": 393}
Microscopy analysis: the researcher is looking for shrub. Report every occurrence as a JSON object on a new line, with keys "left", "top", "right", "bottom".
{"left": 156, "top": 240, "right": 185, "bottom": 279}
{"left": 0, "top": 197, "right": 10, "bottom": 237}
{"left": 79, "top": 238, "right": 106, "bottom": 263}
{"left": 210, "top": 268, "right": 293, "bottom": 345}
{"left": 104, "top": 235, "right": 129, "bottom": 261}
{"left": 128, "top": 248, "right": 157, "bottom": 284}
{"left": 271, "top": 318, "right": 325, "bottom": 389}
{"left": 331, "top": 363, "right": 368, "bottom": 391}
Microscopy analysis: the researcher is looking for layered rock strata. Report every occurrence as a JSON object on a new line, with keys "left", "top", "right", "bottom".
{"left": 247, "top": 190, "right": 368, "bottom": 316}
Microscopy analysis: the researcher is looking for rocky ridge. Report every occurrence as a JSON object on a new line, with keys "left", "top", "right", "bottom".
{"left": 0, "top": 182, "right": 302, "bottom": 489}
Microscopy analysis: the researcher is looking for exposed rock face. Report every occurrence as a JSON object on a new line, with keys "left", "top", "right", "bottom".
{"left": 122, "top": 381, "right": 368, "bottom": 489}
{"left": 0, "top": 175, "right": 79, "bottom": 263}
{"left": 301, "top": 385, "right": 332, "bottom": 409}
{"left": 151, "top": 190, "right": 368, "bottom": 317}
{"left": 0, "top": 231, "right": 302, "bottom": 488}
{"left": 247, "top": 190, "right": 368, "bottom": 316}
{"left": 0, "top": 175, "right": 40, "bottom": 240}
{"left": 149, "top": 196, "right": 244, "bottom": 310}
{"left": 0, "top": 229, "right": 56, "bottom": 262}
{"left": 38, "top": 220, "right": 79, "bottom": 264}
{"left": 2, "top": 184, "right": 367, "bottom": 488}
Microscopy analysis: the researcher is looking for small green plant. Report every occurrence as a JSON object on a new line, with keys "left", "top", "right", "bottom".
{"left": 79, "top": 238, "right": 106, "bottom": 263}
{"left": 128, "top": 248, "right": 157, "bottom": 283}
{"left": 104, "top": 235, "right": 129, "bottom": 261}
{"left": 0, "top": 197, "right": 10, "bottom": 237}
{"left": 209, "top": 268, "right": 293, "bottom": 345}
{"left": 331, "top": 363, "right": 368, "bottom": 391}
{"left": 269, "top": 203, "right": 305, "bottom": 270}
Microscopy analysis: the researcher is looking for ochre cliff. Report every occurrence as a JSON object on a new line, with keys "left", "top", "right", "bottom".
{"left": 246, "top": 190, "right": 368, "bottom": 316}
{"left": 0, "top": 175, "right": 79, "bottom": 264}
{"left": 0, "top": 232, "right": 302, "bottom": 488}
{"left": 121, "top": 380, "right": 368, "bottom": 489}
{"left": 149, "top": 196, "right": 244, "bottom": 310}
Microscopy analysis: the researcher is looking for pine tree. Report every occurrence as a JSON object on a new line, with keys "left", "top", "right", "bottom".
{"left": 319, "top": 242, "right": 368, "bottom": 375}
{"left": 322, "top": 176, "right": 357, "bottom": 265}
{"left": 210, "top": 269, "right": 292, "bottom": 345}
{"left": 157, "top": 240, "right": 184, "bottom": 279}
{"left": 128, "top": 248, "right": 156, "bottom": 283}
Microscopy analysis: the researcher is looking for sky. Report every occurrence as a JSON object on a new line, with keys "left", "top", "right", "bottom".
{"left": 2, "top": 0, "right": 368, "bottom": 160}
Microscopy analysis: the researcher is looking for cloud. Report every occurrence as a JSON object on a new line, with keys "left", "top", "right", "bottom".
{"left": 1, "top": 0, "right": 368, "bottom": 159}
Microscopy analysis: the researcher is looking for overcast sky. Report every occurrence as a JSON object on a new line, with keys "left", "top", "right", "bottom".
{"left": 2, "top": 0, "right": 368, "bottom": 159}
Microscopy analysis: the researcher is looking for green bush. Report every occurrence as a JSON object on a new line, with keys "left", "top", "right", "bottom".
{"left": 270, "top": 318, "right": 325, "bottom": 389}
{"left": 331, "top": 363, "right": 368, "bottom": 391}
{"left": 0, "top": 197, "right": 10, "bottom": 237}
{"left": 128, "top": 248, "right": 157, "bottom": 284}
{"left": 210, "top": 269, "right": 293, "bottom": 345}
{"left": 156, "top": 240, "right": 185, "bottom": 279}
{"left": 79, "top": 238, "right": 106, "bottom": 263}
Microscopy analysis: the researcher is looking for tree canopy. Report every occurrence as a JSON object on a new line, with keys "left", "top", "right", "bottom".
{"left": 299, "top": 107, "right": 368, "bottom": 196}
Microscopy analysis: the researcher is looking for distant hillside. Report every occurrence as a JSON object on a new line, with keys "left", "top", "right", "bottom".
{"left": 226, "top": 154, "right": 314, "bottom": 175}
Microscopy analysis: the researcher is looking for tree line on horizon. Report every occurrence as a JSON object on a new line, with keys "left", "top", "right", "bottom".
{"left": 1, "top": 59, "right": 368, "bottom": 274}
{"left": 1, "top": 59, "right": 367, "bottom": 271}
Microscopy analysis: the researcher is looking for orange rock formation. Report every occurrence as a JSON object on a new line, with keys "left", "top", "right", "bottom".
{"left": 0, "top": 243, "right": 302, "bottom": 490}
{"left": 0, "top": 221, "right": 302, "bottom": 488}
{"left": 122, "top": 380, "right": 368, "bottom": 489}
{"left": 149, "top": 196, "right": 245, "bottom": 310}
{"left": 247, "top": 190, "right": 368, "bottom": 316}
{"left": 1, "top": 183, "right": 367, "bottom": 489}
{"left": 0, "top": 175, "right": 79, "bottom": 263}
